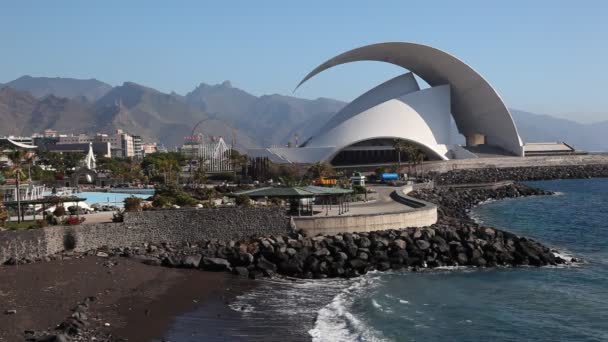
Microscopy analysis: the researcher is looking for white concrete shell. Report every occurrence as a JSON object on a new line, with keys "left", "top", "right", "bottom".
{"left": 251, "top": 73, "right": 454, "bottom": 163}
{"left": 296, "top": 42, "right": 523, "bottom": 156}
{"left": 304, "top": 73, "right": 453, "bottom": 161}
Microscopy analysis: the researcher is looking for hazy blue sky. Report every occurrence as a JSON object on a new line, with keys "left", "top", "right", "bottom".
{"left": 1, "top": 1, "right": 607, "bottom": 122}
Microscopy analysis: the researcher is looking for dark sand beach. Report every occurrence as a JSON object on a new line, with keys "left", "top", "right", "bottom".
{"left": 0, "top": 256, "right": 251, "bottom": 342}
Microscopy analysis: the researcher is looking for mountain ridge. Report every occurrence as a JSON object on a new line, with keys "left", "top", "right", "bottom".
{"left": 4, "top": 75, "right": 112, "bottom": 102}
{"left": 1, "top": 76, "right": 607, "bottom": 152}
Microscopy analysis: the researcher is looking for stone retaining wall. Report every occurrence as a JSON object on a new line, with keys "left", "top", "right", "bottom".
{"left": 0, "top": 207, "right": 291, "bottom": 264}
{"left": 293, "top": 186, "right": 437, "bottom": 236}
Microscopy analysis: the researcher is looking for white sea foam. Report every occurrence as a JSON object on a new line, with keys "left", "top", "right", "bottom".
{"left": 309, "top": 275, "right": 388, "bottom": 342}
{"left": 399, "top": 299, "right": 410, "bottom": 304}
{"left": 229, "top": 277, "right": 350, "bottom": 316}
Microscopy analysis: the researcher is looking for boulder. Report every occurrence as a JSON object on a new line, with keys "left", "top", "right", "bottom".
{"left": 162, "top": 256, "right": 182, "bottom": 268}
{"left": 278, "top": 260, "right": 302, "bottom": 276}
{"left": 182, "top": 254, "right": 202, "bottom": 268}
{"left": 233, "top": 266, "right": 249, "bottom": 278}
{"left": 314, "top": 248, "right": 331, "bottom": 257}
{"left": 202, "top": 257, "right": 232, "bottom": 271}
{"left": 348, "top": 258, "right": 367, "bottom": 270}
{"left": 256, "top": 257, "right": 277, "bottom": 273}
{"left": 358, "top": 237, "right": 371, "bottom": 248}
{"left": 416, "top": 240, "right": 431, "bottom": 250}
{"left": 456, "top": 253, "right": 468, "bottom": 265}
{"left": 392, "top": 239, "right": 407, "bottom": 250}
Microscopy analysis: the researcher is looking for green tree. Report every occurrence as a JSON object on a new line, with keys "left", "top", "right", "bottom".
{"left": 142, "top": 152, "right": 185, "bottom": 185}
{"left": 0, "top": 190, "right": 7, "bottom": 228}
{"left": 269, "top": 163, "right": 303, "bottom": 186}
{"left": 38, "top": 151, "right": 66, "bottom": 173}
{"left": 190, "top": 161, "right": 207, "bottom": 187}
{"left": 307, "top": 161, "right": 335, "bottom": 179}
{"left": 8, "top": 150, "right": 34, "bottom": 223}
{"left": 392, "top": 140, "right": 426, "bottom": 176}
{"left": 225, "top": 149, "right": 249, "bottom": 178}
{"left": 392, "top": 139, "right": 408, "bottom": 166}
{"left": 97, "top": 156, "right": 141, "bottom": 183}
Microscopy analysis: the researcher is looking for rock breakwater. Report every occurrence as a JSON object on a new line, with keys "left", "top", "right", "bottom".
{"left": 45, "top": 183, "right": 567, "bottom": 279}
{"left": 435, "top": 164, "right": 608, "bottom": 185}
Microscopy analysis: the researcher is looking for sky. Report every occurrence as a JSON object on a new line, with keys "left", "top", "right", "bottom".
{"left": 1, "top": 0, "right": 607, "bottom": 123}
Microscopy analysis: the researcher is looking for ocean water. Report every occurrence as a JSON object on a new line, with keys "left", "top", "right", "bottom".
{"left": 164, "top": 178, "right": 608, "bottom": 342}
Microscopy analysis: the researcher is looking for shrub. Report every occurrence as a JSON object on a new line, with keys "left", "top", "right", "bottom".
{"left": 63, "top": 216, "right": 81, "bottom": 225}
{"left": 67, "top": 206, "right": 78, "bottom": 215}
{"left": 352, "top": 185, "right": 367, "bottom": 194}
{"left": 152, "top": 195, "right": 172, "bottom": 208}
{"left": 124, "top": 196, "right": 143, "bottom": 212}
{"left": 207, "top": 172, "right": 236, "bottom": 182}
{"left": 152, "top": 185, "right": 198, "bottom": 207}
{"left": 45, "top": 213, "right": 58, "bottom": 225}
{"left": 235, "top": 194, "right": 251, "bottom": 207}
{"left": 112, "top": 211, "right": 124, "bottom": 222}
{"left": 54, "top": 206, "right": 66, "bottom": 217}
{"left": 174, "top": 192, "right": 198, "bottom": 206}
{"left": 269, "top": 197, "right": 283, "bottom": 206}
{"left": 201, "top": 201, "right": 217, "bottom": 209}
{"left": 0, "top": 207, "right": 7, "bottom": 227}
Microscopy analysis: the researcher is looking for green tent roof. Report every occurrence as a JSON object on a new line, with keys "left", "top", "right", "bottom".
{"left": 232, "top": 186, "right": 352, "bottom": 198}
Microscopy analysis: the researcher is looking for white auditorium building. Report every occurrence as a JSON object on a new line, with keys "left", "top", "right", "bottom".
{"left": 249, "top": 42, "right": 574, "bottom": 166}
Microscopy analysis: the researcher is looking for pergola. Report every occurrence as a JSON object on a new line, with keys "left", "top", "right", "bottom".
{"left": 3, "top": 196, "right": 88, "bottom": 222}
{"left": 232, "top": 185, "right": 353, "bottom": 216}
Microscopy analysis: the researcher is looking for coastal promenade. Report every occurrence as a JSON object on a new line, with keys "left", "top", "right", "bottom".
{"left": 293, "top": 184, "right": 437, "bottom": 236}
{"left": 419, "top": 153, "right": 608, "bottom": 173}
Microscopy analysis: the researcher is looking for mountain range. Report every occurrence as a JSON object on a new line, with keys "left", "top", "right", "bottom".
{"left": 0, "top": 76, "right": 607, "bottom": 152}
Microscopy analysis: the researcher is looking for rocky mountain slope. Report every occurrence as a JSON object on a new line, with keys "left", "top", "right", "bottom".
{"left": 4, "top": 76, "right": 112, "bottom": 102}
{"left": 185, "top": 81, "right": 345, "bottom": 146}
{"left": 1, "top": 76, "right": 606, "bottom": 152}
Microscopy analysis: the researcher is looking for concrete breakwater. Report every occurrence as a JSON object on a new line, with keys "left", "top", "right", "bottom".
{"left": 61, "top": 183, "right": 569, "bottom": 279}
{"left": 435, "top": 163, "right": 608, "bottom": 185}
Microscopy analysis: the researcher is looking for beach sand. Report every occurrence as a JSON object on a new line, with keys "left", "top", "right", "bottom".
{"left": 0, "top": 256, "right": 249, "bottom": 342}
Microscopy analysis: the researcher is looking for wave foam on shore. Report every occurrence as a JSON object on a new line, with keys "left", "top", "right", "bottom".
{"left": 309, "top": 274, "right": 387, "bottom": 342}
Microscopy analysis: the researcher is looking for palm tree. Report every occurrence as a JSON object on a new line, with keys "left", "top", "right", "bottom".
{"left": 0, "top": 176, "right": 7, "bottom": 228}
{"left": 392, "top": 139, "right": 409, "bottom": 166}
{"left": 8, "top": 149, "right": 33, "bottom": 223}
{"left": 413, "top": 150, "right": 426, "bottom": 176}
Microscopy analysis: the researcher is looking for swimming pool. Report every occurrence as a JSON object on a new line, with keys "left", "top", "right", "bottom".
{"left": 77, "top": 192, "right": 151, "bottom": 207}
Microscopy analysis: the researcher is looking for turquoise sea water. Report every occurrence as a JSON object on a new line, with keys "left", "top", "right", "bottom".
{"left": 164, "top": 178, "right": 608, "bottom": 342}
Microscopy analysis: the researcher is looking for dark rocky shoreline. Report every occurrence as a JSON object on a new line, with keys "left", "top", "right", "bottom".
{"left": 434, "top": 163, "right": 608, "bottom": 185}
{"left": 12, "top": 181, "right": 577, "bottom": 341}
{"left": 66, "top": 182, "right": 570, "bottom": 283}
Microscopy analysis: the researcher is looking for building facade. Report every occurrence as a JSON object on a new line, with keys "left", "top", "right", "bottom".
{"left": 54, "top": 129, "right": 135, "bottom": 158}
{"left": 249, "top": 42, "right": 525, "bottom": 166}
{"left": 180, "top": 135, "right": 232, "bottom": 172}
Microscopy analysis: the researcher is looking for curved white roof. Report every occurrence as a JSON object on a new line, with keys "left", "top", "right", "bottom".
{"left": 2, "top": 138, "right": 38, "bottom": 149}
{"left": 296, "top": 42, "right": 523, "bottom": 156}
